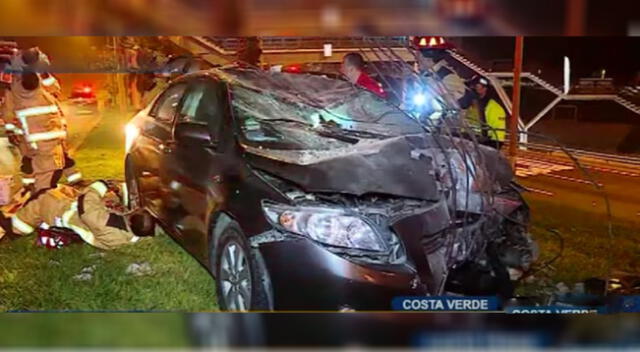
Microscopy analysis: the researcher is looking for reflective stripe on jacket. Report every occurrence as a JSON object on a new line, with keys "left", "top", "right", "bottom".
{"left": 13, "top": 91, "right": 66, "bottom": 148}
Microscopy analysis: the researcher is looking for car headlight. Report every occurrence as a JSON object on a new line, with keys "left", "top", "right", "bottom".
{"left": 262, "top": 202, "right": 387, "bottom": 252}
{"left": 125, "top": 123, "right": 140, "bottom": 153}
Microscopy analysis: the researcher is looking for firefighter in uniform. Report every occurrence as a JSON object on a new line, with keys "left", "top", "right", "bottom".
{"left": 6, "top": 72, "right": 81, "bottom": 192}
{"left": 9, "top": 47, "right": 62, "bottom": 97}
{"left": 3, "top": 45, "right": 81, "bottom": 189}
{"left": 0, "top": 181, "right": 154, "bottom": 249}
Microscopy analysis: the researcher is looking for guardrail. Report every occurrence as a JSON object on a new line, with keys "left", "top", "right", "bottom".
{"left": 519, "top": 142, "right": 640, "bottom": 172}
{"left": 202, "top": 36, "right": 409, "bottom": 54}
{"left": 189, "top": 36, "right": 415, "bottom": 64}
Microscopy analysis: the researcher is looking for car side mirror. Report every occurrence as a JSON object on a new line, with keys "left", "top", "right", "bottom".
{"left": 174, "top": 122, "right": 216, "bottom": 147}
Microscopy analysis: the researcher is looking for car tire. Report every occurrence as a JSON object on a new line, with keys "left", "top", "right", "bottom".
{"left": 125, "top": 159, "right": 158, "bottom": 237}
{"left": 125, "top": 158, "right": 142, "bottom": 211}
{"left": 213, "top": 220, "right": 271, "bottom": 311}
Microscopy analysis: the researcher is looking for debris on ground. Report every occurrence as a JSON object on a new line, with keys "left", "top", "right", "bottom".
{"left": 73, "top": 273, "right": 92, "bottom": 281}
{"left": 48, "top": 260, "right": 61, "bottom": 266}
{"left": 72, "top": 265, "right": 96, "bottom": 281}
{"left": 82, "top": 265, "right": 96, "bottom": 273}
{"left": 126, "top": 262, "right": 154, "bottom": 277}
{"left": 89, "top": 252, "right": 106, "bottom": 259}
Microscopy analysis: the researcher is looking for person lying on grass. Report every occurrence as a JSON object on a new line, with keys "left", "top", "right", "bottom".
{"left": 0, "top": 181, "right": 154, "bottom": 249}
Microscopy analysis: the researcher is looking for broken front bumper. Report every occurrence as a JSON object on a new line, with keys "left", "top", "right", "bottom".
{"left": 254, "top": 234, "right": 423, "bottom": 311}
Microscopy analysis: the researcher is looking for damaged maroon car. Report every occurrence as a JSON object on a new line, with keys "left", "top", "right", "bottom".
{"left": 123, "top": 67, "right": 536, "bottom": 311}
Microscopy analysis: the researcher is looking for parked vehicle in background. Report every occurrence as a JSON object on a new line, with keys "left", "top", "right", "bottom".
{"left": 69, "top": 83, "right": 97, "bottom": 104}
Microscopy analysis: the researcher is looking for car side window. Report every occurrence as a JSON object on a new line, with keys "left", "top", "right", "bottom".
{"left": 178, "top": 80, "right": 227, "bottom": 134}
{"left": 149, "top": 83, "right": 187, "bottom": 123}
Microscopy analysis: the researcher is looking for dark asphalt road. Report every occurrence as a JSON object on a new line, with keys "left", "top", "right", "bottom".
{"left": 516, "top": 156, "right": 640, "bottom": 226}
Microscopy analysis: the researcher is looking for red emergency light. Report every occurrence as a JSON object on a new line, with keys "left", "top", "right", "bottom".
{"left": 412, "top": 36, "right": 453, "bottom": 50}
{"left": 283, "top": 64, "right": 302, "bottom": 73}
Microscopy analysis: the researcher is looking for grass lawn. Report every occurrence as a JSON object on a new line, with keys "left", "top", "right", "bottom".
{"left": 71, "top": 109, "right": 128, "bottom": 181}
{"left": 519, "top": 195, "right": 640, "bottom": 296}
{"left": 0, "top": 109, "right": 218, "bottom": 312}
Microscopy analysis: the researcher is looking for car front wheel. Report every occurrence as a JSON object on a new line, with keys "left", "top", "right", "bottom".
{"left": 213, "top": 221, "right": 271, "bottom": 311}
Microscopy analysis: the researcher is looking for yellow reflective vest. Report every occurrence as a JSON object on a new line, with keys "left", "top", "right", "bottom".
{"left": 484, "top": 99, "right": 506, "bottom": 142}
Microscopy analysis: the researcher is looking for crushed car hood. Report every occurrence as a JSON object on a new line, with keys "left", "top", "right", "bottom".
{"left": 243, "top": 134, "right": 443, "bottom": 201}
{"left": 243, "top": 133, "right": 514, "bottom": 202}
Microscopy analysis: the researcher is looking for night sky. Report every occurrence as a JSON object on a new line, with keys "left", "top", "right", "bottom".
{"left": 455, "top": 37, "right": 640, "bottom": 86}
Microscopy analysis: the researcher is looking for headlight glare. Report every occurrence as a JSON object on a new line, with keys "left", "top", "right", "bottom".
{"left": 125, "top": 123, "right": 140, "bottom": 153}
{"left": 263, "top": 203, "right": 386, "bottom": 252}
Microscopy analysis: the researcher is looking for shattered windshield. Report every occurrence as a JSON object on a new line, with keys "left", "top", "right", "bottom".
{"left": 226, "top": 68, "right": 424, "bottom": 150}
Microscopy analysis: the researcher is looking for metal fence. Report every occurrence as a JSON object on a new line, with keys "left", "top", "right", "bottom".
{"left": 203, "top": 36, "right": 408, "bottom": 53}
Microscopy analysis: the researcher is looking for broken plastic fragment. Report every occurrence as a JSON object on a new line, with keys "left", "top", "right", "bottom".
{"left": 126, "top": 262, "right": 154, "bottom": 277}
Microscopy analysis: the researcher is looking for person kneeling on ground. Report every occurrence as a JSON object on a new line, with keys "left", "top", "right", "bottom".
{"left": 0, "top": 181, "right": 154, "bottom": 249}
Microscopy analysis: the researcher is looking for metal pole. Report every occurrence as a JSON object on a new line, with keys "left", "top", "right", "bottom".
{"left": 565, "top": 0, "right": 586, "bottom": 36}
{"left": 509, "top": 36, "right": 524, "bottom": 166}
{"left": 113, "top": 36, "right": 128, "bottom": 113}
